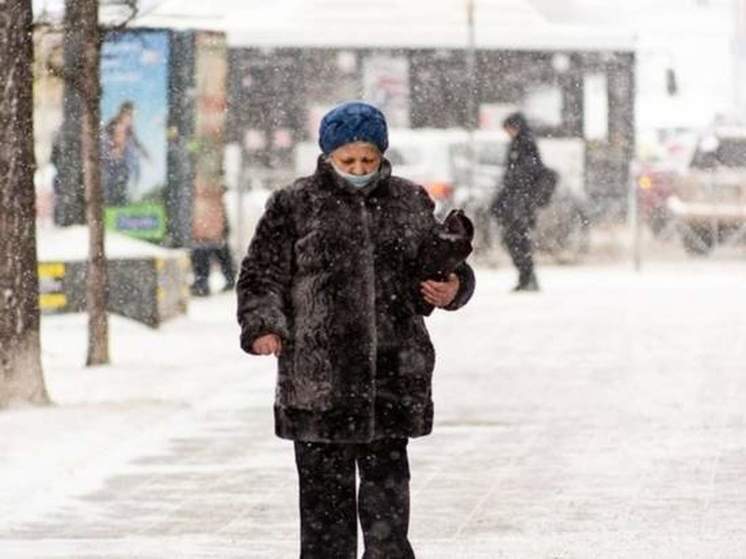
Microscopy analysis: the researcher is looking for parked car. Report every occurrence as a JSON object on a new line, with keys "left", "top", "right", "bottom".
{"left": 634, "top": 161, "right": 676, "bottom": 236}
{"left": 665, "top": 127, "right": 746, "bottom": 254}
{"left": 633, "top": 130, "right": 697, "bottom": 237}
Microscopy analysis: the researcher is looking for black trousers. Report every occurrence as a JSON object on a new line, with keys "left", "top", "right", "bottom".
{"left": 502, "top": 219, "right": 535, "bottom": 285}
{"left": 293, "top": 438, "right": 415, "bottom": 559}
{"left": 190, "top": 244, "right": 236, "bottom": 292}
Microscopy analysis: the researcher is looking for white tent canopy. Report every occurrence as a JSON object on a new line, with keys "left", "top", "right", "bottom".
{"left": 33, "top": 0, "right": 636, "bottom": 51}
{"left": 137, "top": 0, "right": 636, "bottom": 51}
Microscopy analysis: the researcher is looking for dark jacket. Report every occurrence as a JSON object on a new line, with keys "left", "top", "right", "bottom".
{"left": 237, "top": 157, "right": 475, "bottom": 443}
{"left": 492, "top": 121, "right": 543, "bottom": 227}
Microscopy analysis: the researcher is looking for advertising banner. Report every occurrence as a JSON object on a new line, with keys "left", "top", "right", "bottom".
{"left": 100, "top": 29, "right": 170, "bottom": 240}
{"left": 191, "top": 32, "right": 228, "bottom": 245}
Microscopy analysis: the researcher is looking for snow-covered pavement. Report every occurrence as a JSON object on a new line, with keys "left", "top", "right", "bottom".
{"left": 2, "top": 261, "right": 746, "bottom": 558}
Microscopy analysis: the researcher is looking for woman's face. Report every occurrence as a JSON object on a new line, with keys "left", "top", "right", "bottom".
{"left": 329, "top": 142, "right": 382, "bottom": 175}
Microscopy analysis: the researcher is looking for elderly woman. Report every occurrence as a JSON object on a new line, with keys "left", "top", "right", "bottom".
{"left": 236, "top": 101, "right": 475, "bottom": 559}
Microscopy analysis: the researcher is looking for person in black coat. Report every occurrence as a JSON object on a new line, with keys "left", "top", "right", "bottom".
{"left": 236, "top": 101, "right": 475, "bottom": 558}
{"left": 492, "top": 112, "right": 542, "bottom": 291}
{"left": 190, "top": 211, "right": 237, "bottom": 297}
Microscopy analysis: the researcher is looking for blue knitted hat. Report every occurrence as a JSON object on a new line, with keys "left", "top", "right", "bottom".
{"left": 318, "top": 101, "right": 388, "bottom": 155}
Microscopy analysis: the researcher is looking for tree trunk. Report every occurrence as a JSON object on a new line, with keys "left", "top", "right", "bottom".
{"left": 82, "top": 0, "right": 109, "bottom": 366}
{"left": 57, "top": 1, "right": 88, "bottom": 226}
{"left": 65, "top": 0, "right": 110, "bottom": 365}
{"left": 0, "top": 0, "right": 50, "bottom": 407}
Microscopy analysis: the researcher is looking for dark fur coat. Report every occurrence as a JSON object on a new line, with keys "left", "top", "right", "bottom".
{"left": 236, "top": 157, "right": 475, "bottom": 443}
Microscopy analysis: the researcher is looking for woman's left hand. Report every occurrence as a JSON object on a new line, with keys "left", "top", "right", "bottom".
{"left": 420, "top": 273, "right": 460, "bottom": 308}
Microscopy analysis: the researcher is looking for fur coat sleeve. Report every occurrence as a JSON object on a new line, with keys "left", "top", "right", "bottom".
{"left": 445, "top": 263, "right": 475, "bottom": 311}
{"left": 236, "top": 190, "right": 294, "bottom": 354}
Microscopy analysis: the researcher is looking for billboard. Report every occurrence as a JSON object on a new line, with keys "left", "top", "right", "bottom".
{"left": 191, "top": 32, "right": 228, "bottom": 245}
{"left": 100, "top": 29, "right": 170, "bottom": 240}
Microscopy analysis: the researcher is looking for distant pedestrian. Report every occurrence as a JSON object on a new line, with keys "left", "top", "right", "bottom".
{"left": 190, "top": 214, "right": 236, "bottom": 297}
{"left": 49, "top": 131, "right": 65, "bottom": 226}
{"left": 491, "top": 112, "right": 544, "bottom": 291}
{"left": 236, "top": 101, "right": 475, "bottom": 558}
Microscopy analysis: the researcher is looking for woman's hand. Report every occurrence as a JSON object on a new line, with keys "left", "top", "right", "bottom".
{"left": 252, "top": 333, "right": 282, "bottom": 356}
{"left": 420, "top": 273, "right": 460, "bottom": 308}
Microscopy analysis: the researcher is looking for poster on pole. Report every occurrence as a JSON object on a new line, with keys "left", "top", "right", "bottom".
{"left": 100, "top": 29, "right": 170, "bottom": 240}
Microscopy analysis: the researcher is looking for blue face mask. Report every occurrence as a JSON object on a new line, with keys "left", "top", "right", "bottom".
{"left": 331, "top": 162, "right": 379, "bottom": 189}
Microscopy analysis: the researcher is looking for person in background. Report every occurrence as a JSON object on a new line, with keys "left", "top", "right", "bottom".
{"left": 492, "top": 112, "right": 542, "bottom": 292}
{"left": 49, "top": 131, "right": 65, "bottom": 226}
{"left": 190, "top": 213, "right": 236, "bottom": 297}
{"left": 236, "top": 101, "right": 475, "bottom": 558}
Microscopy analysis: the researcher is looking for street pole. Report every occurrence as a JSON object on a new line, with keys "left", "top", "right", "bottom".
{"left": 466, "top": 0, "right": 477, "bottom": 200}
{"left": 708, "top": 166, "right": 718, "bottom": 252}
{"left": 628, "top": 162, "right": 642, "bottom": 271}
{"left": 734, "top": 0, "right": 746, "bottom": 123}
{"left": 236, "top": 149, "right": 247, "bottom": 256}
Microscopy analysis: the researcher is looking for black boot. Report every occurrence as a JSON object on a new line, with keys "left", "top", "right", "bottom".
{"left": 512, "top": 272, "right": 539, "bottom": 292}
{"left": 190, "top": 282, "right": 210, "bottom": 297}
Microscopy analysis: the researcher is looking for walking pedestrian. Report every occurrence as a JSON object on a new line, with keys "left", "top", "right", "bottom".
{"left": 491, "top": 112, "right": 543, "bottom": 291}
{"left": 236, "top": 101, "right": 475, "bottom": 558}
{"left": 190, "top": 215, "right": 237, "bottom": 297}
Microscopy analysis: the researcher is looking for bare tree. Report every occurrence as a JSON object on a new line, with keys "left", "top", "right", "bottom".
{"left": 0, "top": 0, "right": 51, "bottom": 407}
{"left": 60, "top": 0, "right": 141, "bottom": 366}
{"left": 63, "top": 0, "right": 110, "bottom": 365}
{"left": 34, "top": 1, "right": 140, "bottom": 367}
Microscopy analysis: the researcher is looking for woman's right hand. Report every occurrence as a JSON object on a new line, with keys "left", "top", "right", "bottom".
{"left": 252, "top": 333, "right": 282, "bottom": 356}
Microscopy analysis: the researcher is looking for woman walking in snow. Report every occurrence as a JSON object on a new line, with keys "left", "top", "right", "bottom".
{"left": 236, "top": 101, "right": 475, "bottom": 558}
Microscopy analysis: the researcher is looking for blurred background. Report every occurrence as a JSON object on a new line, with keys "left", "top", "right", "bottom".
{"left": 30, "top": 0, "right": 746, "bottom": 315}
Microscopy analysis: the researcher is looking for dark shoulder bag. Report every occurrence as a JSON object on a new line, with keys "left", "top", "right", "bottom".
{"left": 533, "top": 167, "right": 558, "bottom": 208}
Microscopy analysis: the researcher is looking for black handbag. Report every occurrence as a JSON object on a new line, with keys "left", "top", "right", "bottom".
{"left": 490, "top": 189, "right": 510, "bottom": 224}
{"left": 533, "top": 166, "right": 558, "bottom": 208}
{"left": 418, "top": 209, "right": 474, "bottom": 281}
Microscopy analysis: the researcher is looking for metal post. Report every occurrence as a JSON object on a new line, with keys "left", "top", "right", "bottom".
{"left": 628, "top": 162, "right": 642, "bottom": 271}
{"left": 708, "top": 166, "right": 718, "bottom": 251}
{"left": 734, "top": 0, "right": 746, "bottom": 122}
{"left": 236, "top": 151, "right": 247, "bottom": 255}
{"left": 465, "top": 0, "right": 477, "bottom": 199}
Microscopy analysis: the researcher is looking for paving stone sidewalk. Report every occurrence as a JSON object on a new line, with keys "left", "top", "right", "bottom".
{"left": 2, "top": 263, "right": 746, "bottom": 558}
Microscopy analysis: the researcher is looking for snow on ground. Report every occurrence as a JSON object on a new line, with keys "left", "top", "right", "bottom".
{"left": 1, "top": 258, "right": 746, "bottom": 557}
{"left": 37, "top": 225, "right": 188, "bottom": 261}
